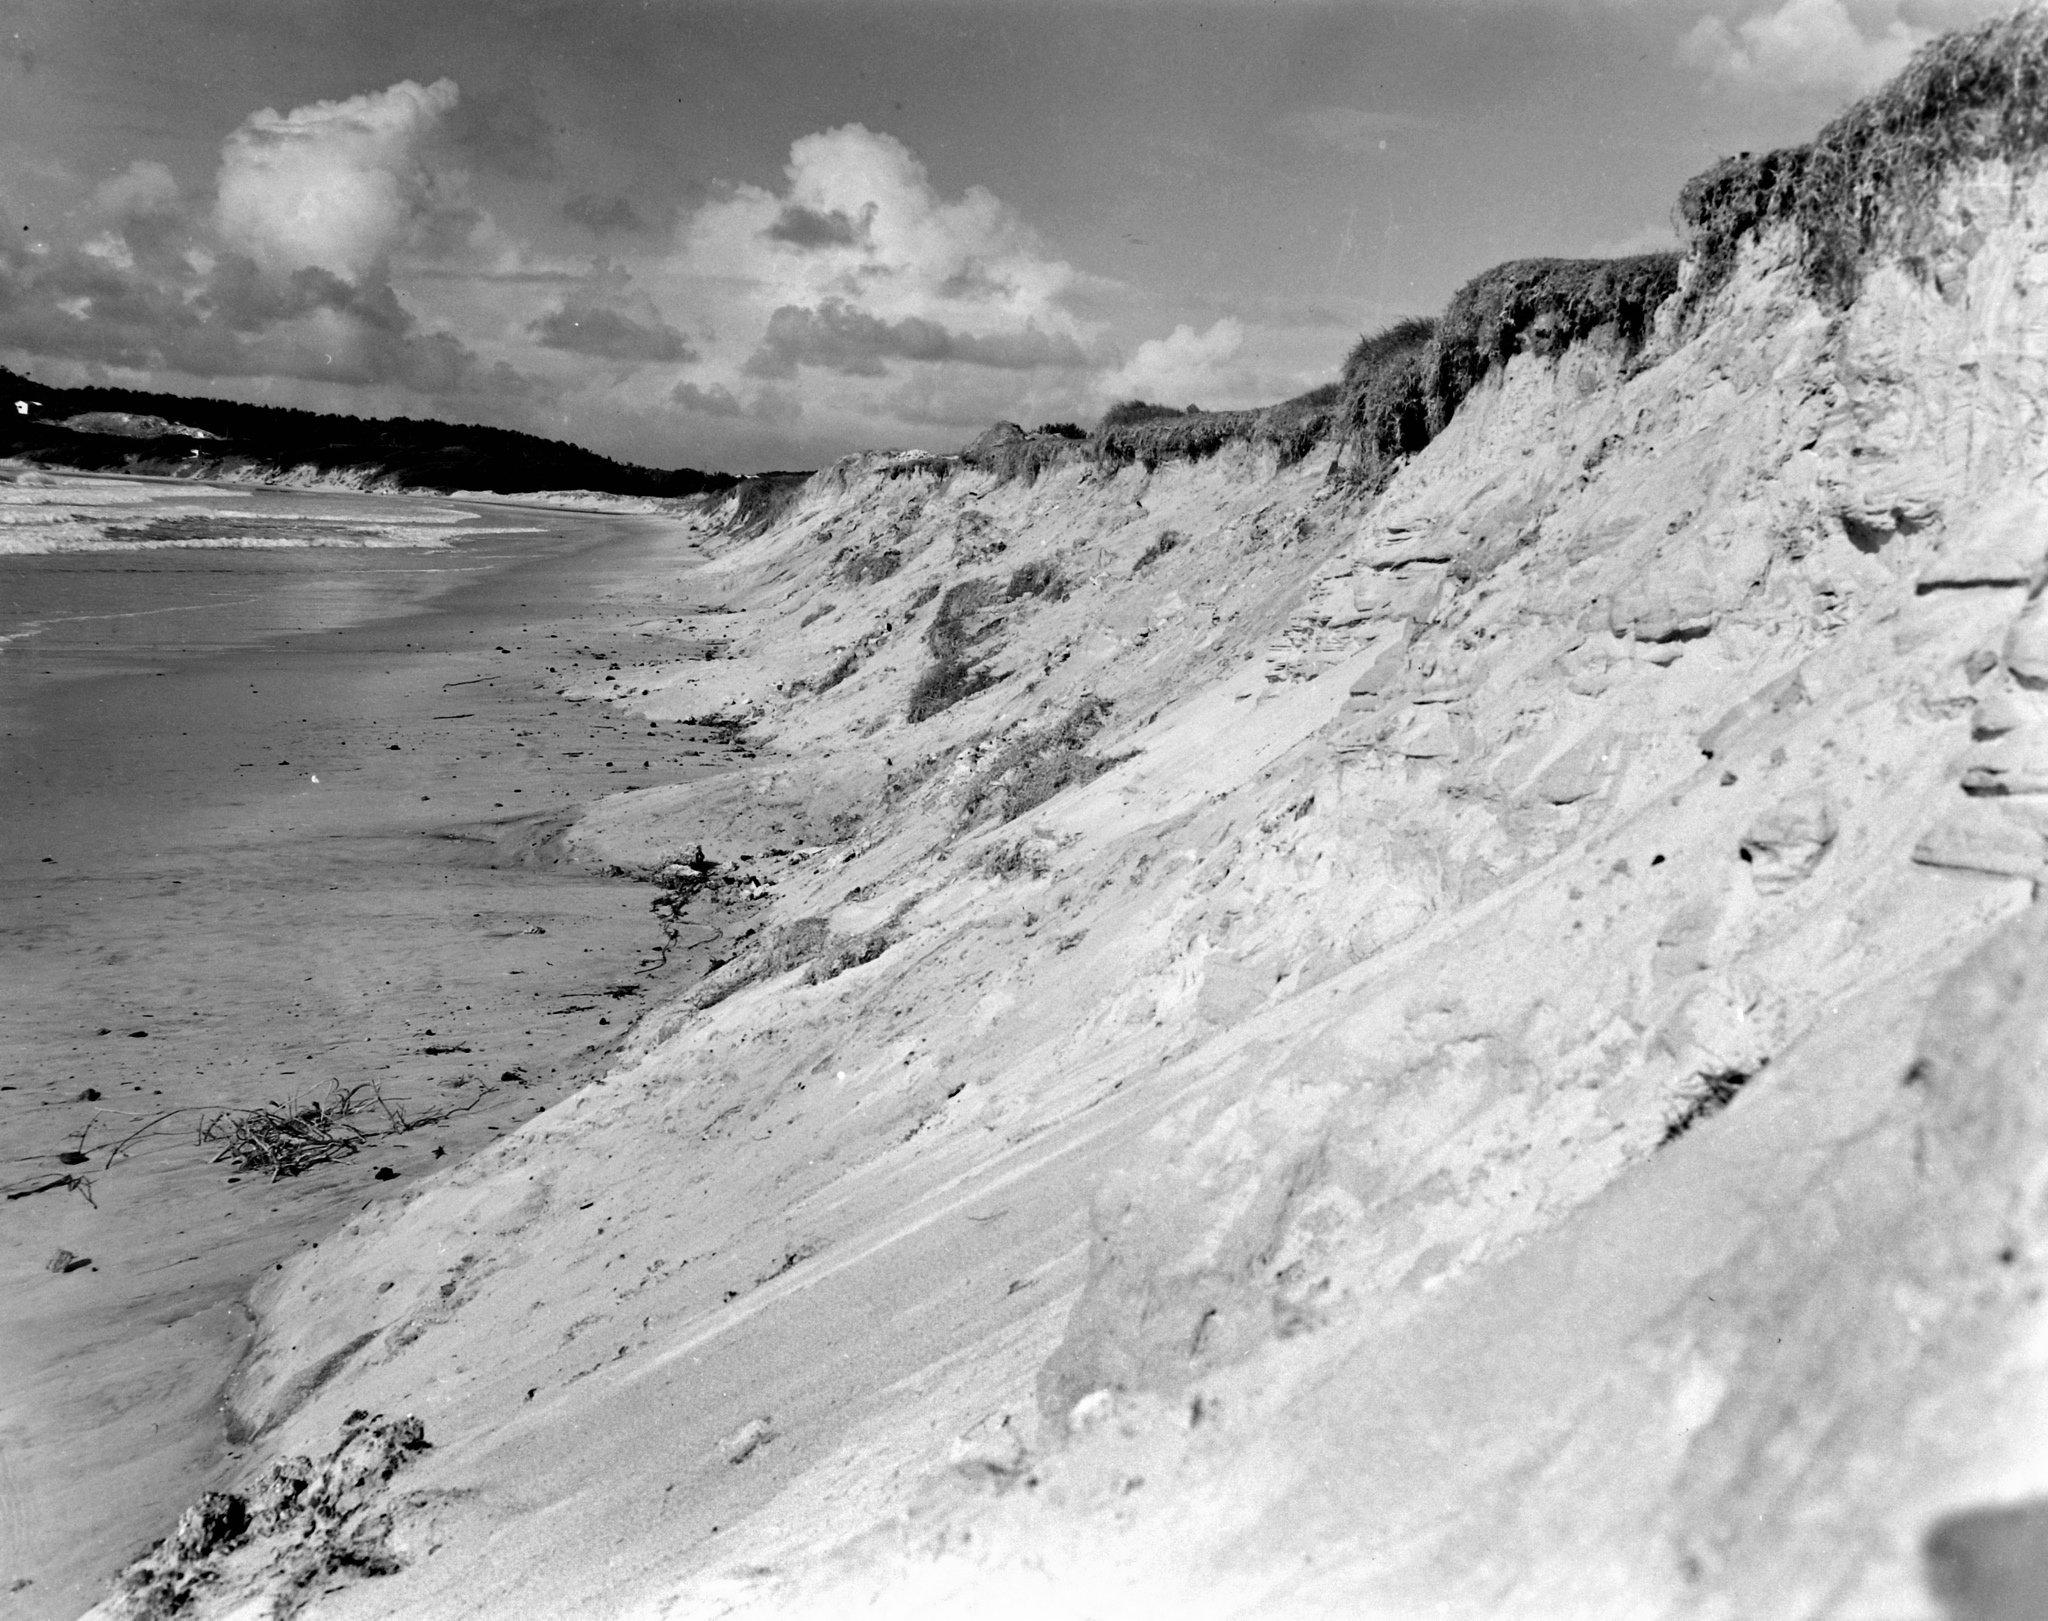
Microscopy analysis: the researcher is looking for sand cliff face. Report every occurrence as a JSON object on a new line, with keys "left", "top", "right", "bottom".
{"left": 107, "top": 158, "right": 2048, "bottom": 1619}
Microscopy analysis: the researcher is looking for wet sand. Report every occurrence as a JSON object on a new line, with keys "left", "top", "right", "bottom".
{"left": 0, "top": 492, "right": 737, "bottom": 1618}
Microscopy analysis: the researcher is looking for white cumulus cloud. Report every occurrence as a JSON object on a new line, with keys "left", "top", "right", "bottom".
{"left": 670, "top": 124, "right": 1089, "bottom": 382}
{"left": 1097, "top": 318, "right": 1248, "bottom": 409}
{"left": 643, "top": 122, "right": 1135, "bottom": 453}
{"left": 1680, "top": 0, "right": 2012, "bottom": 97}
{"left": 214, "top": 77, "right": 469, "bottom": 280}
{"left": 91, "top": 160, "right": 182, "bottom": 223}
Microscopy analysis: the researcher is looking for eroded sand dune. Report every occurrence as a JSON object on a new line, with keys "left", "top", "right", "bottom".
{"left": 93, "top": 21, "right": 2048, "bottom": 1620}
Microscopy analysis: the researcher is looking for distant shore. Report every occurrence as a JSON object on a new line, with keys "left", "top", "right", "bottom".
{"left": 0, "top": 484, "right": 742, "bottom": 1618}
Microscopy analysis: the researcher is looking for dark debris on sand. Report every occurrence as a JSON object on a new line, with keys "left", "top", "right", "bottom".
{"left": 108, "top": 1413, "right": 429, "bottom": 1619}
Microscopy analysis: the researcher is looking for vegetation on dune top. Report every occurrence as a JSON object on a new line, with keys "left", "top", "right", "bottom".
{"left": 1089, "top": 384, "right": 1346, "bottom": 473}
{"left": 1098, "top": 400, "right": 1199, "bottom": 430}
{"left": 1323, "top": 255, "right": 1675, "bottom": 490}
{"left": 1425, "top": 256, "right": 1679, "bottom": 429}
{"left": 719, "top": 470, "right": 813, "bottom": 535}
{"left": 958, "top": 420, "right": 1085, "bottom": 484}
{"left": 1334, "top": 317, "right": 1438, "bottom": 491}
{"left": 948, "top": 13, "right": 2044, "bottom": 496}
{"left": 1679, "top": 7, "right": 2048, "bottom": 309}
{"left": 1093, "top": 403, "right": 1263, "bottom": 470}
{"left": 1066, "top": 255, "right": 1674, "bottom": 488}
{"left": 957, "top": 257, "right": 1670, "bottom": 489}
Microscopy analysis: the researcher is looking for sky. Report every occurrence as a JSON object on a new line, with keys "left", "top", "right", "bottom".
{"left": 0, "top": 0, "right": 2018, "bottom": 472}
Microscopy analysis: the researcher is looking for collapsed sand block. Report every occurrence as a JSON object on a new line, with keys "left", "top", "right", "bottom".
{"left": 1970, "top": 689, "right": 2031, "bottom": 740}
{"left": 1698, "top": 668, "right": 1811, "bottom": 759}
{"left": 2002, "top": 607, "right": 2048, "bottom": 689}
{"left": 1961, "top": 733, "right": 2048, "bottom": 796}
{"left": 1345, "top": 638, "right": 1408, "bottom": 697}
{"left": 1919, "top": 487, "right": 2048, "bottom": 591}
{"left": 1740, "top": 790, "right": 1838, "bottom": 894}
{"left": 1912, "top": 805, "right": 2048, "bottom": 879}
{"left": 1526, "top": 727, "right": 1617, "bottom": 806}
{"left": 1607, "top": 571, "right": 1719, "bottom": 644}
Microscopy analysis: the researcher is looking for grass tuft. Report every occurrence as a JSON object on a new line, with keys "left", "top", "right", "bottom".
{"left": 906, "top": 658, "right": 1000, "bottom": 723}
{"left": 957, "top": 697, "right": 1128, "bottom": 824}
{"left": 1132, "top": 529, "right": 1185, "bottom": 573}
{"left": 838, "top": 548, "right": 904, "bottom": 585}
{"left": 926, "top": 578, "right": 1002, "bottom": 661}
{"left": 814, "top": 650, "right": 860, "bottom": 691}
{"left": 907, "top": 577, "right": 1005, "bottom": 722}
{"left": 1006, "top": 559, "right": 1068, "bottom": 601}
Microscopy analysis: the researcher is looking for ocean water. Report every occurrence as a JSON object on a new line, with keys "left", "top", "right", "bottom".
{"left": 0, "top": 468, "right": 524, "bottom": 556}
{"left": 0, "top": 473, "right": 533, "bottom": 669}
{"left": 0, "top": 477, "right": 550, "bottom": 842}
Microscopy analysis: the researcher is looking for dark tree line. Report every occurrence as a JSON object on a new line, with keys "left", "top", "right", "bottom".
{"left": 0, "top": 366, "right": 743, "bottom": 498}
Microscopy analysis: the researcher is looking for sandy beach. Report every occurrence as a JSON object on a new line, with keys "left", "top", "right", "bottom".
{"left": 0, "top": 478, "right": 740, "bottom": 1618}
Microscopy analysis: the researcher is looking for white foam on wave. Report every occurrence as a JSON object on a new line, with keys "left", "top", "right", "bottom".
{"left": 0, "top": 471, "right": 536, "bottom": 553}
{"left": 0, "top": 515, "right": 543, "bottom": 555}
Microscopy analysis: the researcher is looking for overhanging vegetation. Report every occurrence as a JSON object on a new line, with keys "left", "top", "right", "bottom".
{"left": 1679, "top": 7, "right": 2048, "bottom": 310}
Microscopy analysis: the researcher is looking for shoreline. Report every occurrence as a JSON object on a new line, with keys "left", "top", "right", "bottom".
{"left": 0, "top": 495, "right": 746, "bottom": 1618}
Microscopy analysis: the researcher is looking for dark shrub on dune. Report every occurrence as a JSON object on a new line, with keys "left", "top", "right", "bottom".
{"left": 1254, "top": 382, "right": 1342, "bottom": 466}
{"left": 906, "top": 576, "right": 1006, "bottom": 722}
{"left": 1006, "top": 560, "right": 1067, "bottom": 601}
{"left": 956, "top": 696, "right": 1124, "bottom": 825}
{"left": 958, "top": 420, "right": 1086, "bottom": 485}
{"left": 1334, "top": 317, "right": 1438, "bottom": 488}
{"left": 839, "top": 548, "right": 904, "bottom": 585}
{"left": 1094, "top": 407, "right": 1264, "bottom": 471}
{"left": 906, "top": 657, "right": 1000, "bottom": 723}
{"left": 721, "top": 472, "right": 812, "bottom": 536}
{"left": 1098, "top": 400, "right": 1188, "bottom": 430}
{"left": 1424, "top": 256, "right": 1679, "bottom": 432}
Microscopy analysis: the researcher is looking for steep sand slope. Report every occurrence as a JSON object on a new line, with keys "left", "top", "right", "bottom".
{"left": 95, "top": 114, "right": 2048, "bottom": 1621}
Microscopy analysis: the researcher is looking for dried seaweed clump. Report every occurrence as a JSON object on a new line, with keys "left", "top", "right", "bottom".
{"left": 1678, "top": 8, "right": 2048, "bottom": 311}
